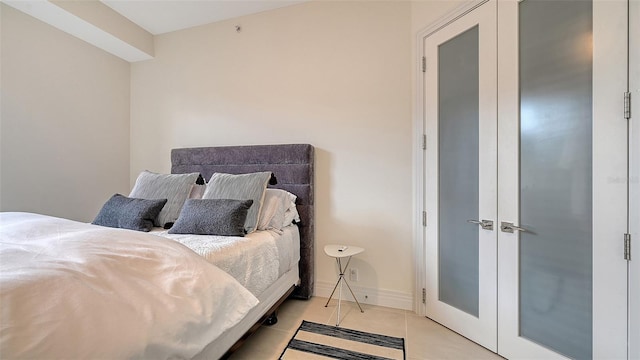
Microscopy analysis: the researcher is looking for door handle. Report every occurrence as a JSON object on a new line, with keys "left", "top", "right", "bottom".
{"left": 467, "top": 219, "right": 494, "bottom": 230}
{"left": 500, "top": 221, "right": 529, "bottom": 233}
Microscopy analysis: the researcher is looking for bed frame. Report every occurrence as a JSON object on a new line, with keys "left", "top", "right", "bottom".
{"left": 170, "top": 144, "right": 315, "bottom": 300}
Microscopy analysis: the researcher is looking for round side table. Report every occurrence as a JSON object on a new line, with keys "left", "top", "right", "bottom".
{"left": 324, "top": 245, "right": 365, "bottom": 326}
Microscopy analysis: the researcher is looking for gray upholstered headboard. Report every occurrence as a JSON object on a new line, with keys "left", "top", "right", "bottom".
{"left": 171, "top": 144, "right": 314, "bottom": 299}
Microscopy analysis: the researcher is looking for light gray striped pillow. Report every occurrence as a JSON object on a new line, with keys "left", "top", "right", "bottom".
{"left": 129, "top": 171, "right": 200, "bottom": 228}
{"left": 203, "top": 172, "right": 271, "bottom": 234}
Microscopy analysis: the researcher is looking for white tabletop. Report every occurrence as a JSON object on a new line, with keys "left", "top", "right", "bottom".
{"left": 324, "top": 245, "right": 364, "bottom": 258}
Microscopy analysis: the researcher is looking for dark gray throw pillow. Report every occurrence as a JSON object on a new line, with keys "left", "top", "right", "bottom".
{"left": 92, "top": 194, "right": 167, "bottom": 232}
{"left": 203, "top": 172, "right": 271, "bottom": 234}
{"left": 168, "top": 199, "right": 253, "bottom": 236}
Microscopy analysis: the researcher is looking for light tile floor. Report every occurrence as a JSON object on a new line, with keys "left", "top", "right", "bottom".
{"left": 228, "top": 297, "right": 503, "bottom": 360}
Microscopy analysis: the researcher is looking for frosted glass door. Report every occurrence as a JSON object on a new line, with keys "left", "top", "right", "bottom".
{"left": 424, "top": 0, "right": 497, "bottom": 351}
{"left": 438, "top": 25, "right": 480, "bottom": 318}
{"left": 497, "top": 0, "right": 629, "bottom": 358}
{"left": 519, "top": 1, "right": 593, "bottom": 357}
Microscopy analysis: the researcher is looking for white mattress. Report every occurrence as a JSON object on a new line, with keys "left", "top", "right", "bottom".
{"left": 151, "top": 225, "right": 300, "bottom": 297}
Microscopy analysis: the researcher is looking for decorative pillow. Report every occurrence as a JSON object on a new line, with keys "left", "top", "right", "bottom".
{"left": 168, "top": 199, "right": 253, "bottom": 236}
{"left": 203, "top": 172, "right": 271, "bottom": 233}
{"left": 129, "top": 171, "right": 200, "bottom": 228}
{"left": 258, "top": 189, "right": 293, "bottom": 231}
{"left": 92, "top": 194, "right": 167, "bottom": 232}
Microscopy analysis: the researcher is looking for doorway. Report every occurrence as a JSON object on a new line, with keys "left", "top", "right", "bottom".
{"left": 420, "top": 0, "right": 630, "bottom": 358}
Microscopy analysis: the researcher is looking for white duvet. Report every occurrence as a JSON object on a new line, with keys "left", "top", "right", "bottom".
{"left": 153, "top": 226, "right": 299, "bottom": 297}
{"left": 0, "top": 212, "right": 258, "bottom": 359}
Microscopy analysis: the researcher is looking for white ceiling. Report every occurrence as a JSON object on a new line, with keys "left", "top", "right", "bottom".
{"left": 101, "top": 0, "right": 308, "bottom": 35}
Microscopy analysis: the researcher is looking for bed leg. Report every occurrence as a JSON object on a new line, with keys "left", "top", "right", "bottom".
{"left": 265, "top": 311, "right": 278, "bottom": 326}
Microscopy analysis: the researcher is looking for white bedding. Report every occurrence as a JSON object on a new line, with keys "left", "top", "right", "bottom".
{"left": 0, "top": 212, "right": 258, "bottom": 359}
{"left": 151, "top": 225, "right": 300, "bottom": 297}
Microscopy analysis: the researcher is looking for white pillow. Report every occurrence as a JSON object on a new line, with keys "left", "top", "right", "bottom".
{"left": 257, "top": 189, "right": 290, "bottom": 231}
{"left": 282, "top": 192, "right": 300, "bottom": 228}
{"left": 203, "top": 172, "right": 271, "bottom": 234}
{"left": 188, "top": 184, "right": 207, "bottom": 199}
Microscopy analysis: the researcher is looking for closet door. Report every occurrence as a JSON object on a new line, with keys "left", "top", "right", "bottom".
{"left": 424, "top": 0, "right": 497, "bottom": 351}
{"left": 497, "top": 1, "right": 629, "bottom": 358}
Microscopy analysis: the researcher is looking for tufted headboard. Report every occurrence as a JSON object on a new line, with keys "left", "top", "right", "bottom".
{"left": 171, "top": 144, "right": 314, "bottom": 299}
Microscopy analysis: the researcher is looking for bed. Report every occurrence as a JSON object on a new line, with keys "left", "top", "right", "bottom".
{"left": 0, "top": 143, "right": 314, "bottom": 359}
{"left": 170, "top": 143, "right": 315, "bottom": 359}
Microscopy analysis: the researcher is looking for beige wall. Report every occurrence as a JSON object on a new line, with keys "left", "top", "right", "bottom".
{"left": 0, "top": 4, "right": 130, "bottom": 222}
{"left": 0, "top": 0, "right": 475, "bottom": 308}
{"left": 131, "top": 1, "right": 414, "bottom": 304}
{"left": 411, "top": 0, "right": 467, "bottom": 35}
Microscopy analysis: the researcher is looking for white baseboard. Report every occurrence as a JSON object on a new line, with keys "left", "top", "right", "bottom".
{"left": 314, "top": 280, "right": 414, "bottom": 311}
